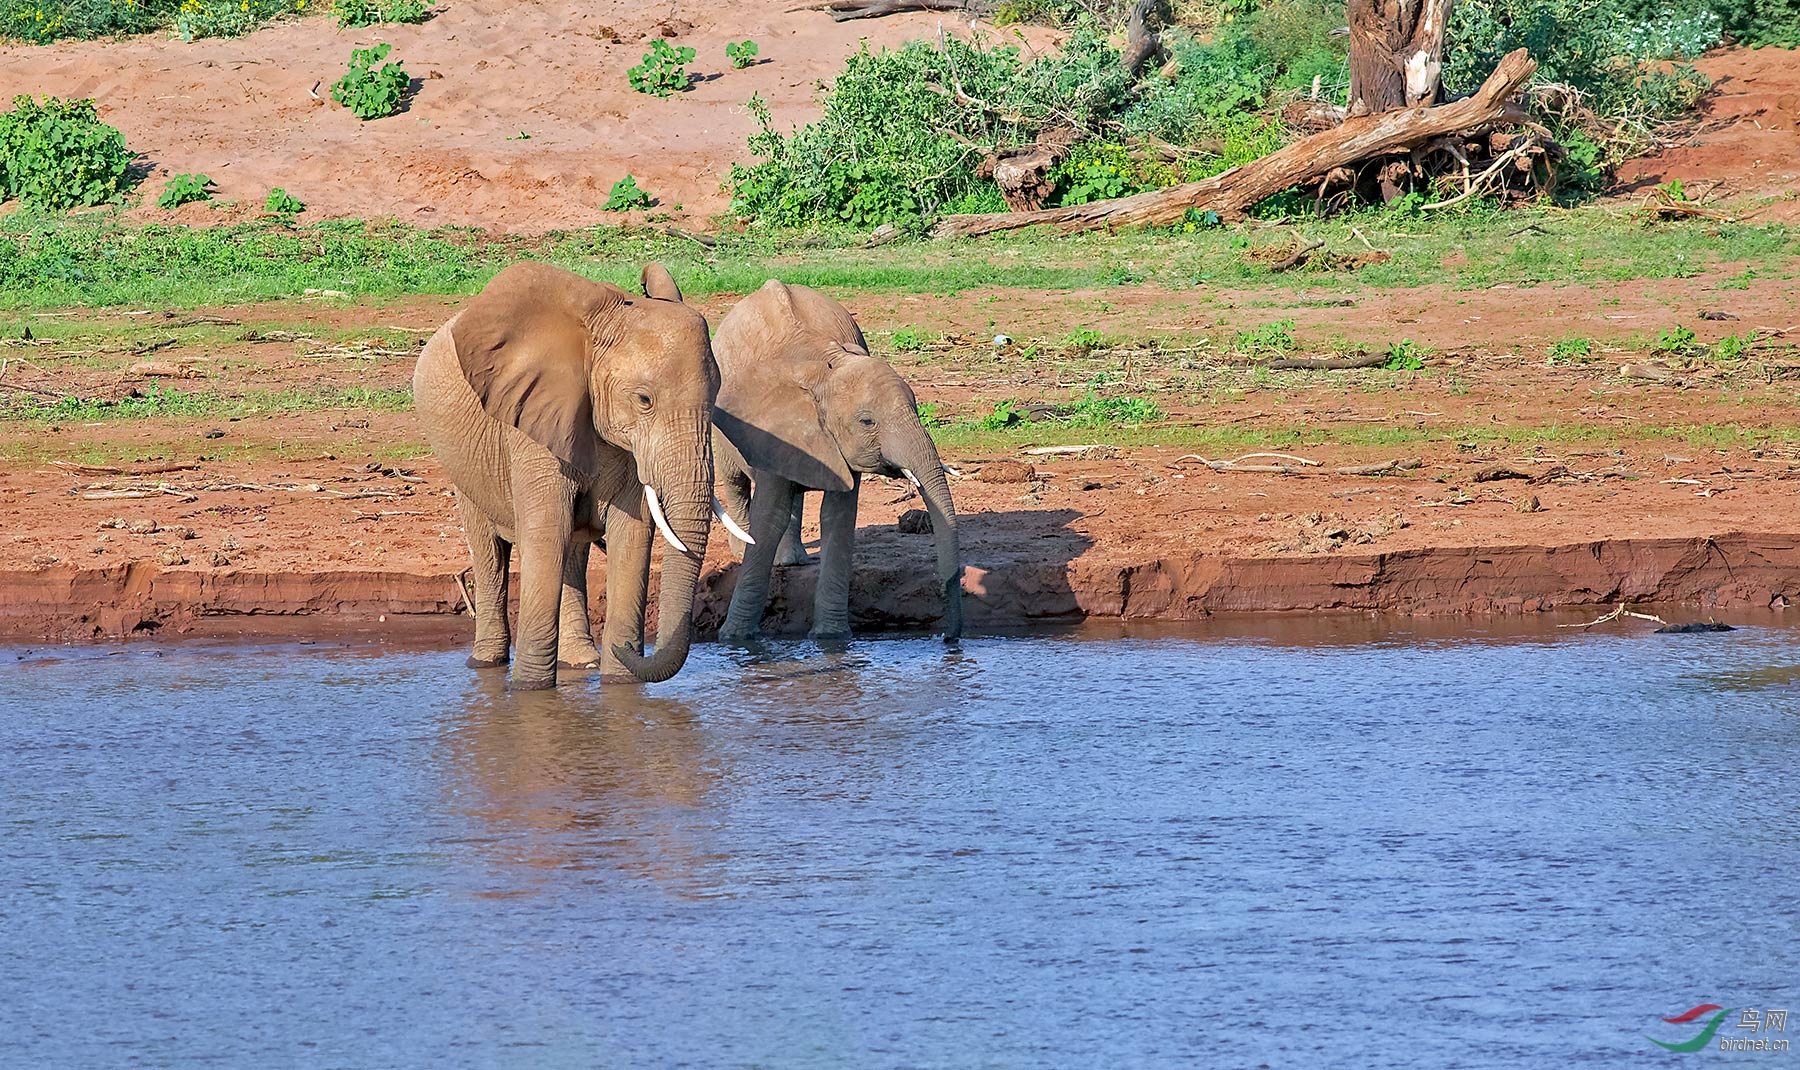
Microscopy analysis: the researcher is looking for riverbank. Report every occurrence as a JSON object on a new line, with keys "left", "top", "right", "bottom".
{"left": 3, "top": 441, "right": 1793, "bottom": 641}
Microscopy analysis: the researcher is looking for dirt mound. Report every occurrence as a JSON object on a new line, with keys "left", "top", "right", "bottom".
{"left": 1612, "top": 45, "right": 1800, "bottom": 221}
{"left": 0, "top": 2, "right": 1039, "bottom": 232}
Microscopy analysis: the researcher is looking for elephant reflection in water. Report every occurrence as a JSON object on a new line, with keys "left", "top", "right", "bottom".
{"left": 446, "top": 677, "right": 719, "bottom": 894}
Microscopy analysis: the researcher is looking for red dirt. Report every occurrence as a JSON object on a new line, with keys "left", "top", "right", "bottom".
{"left": 0, "top": 2, "right": 1052, "bottom": 230}
{"left": 1613, "top": 45, "right": 1800, "bottom": 221}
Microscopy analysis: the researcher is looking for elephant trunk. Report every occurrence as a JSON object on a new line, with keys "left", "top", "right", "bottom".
{"left": 884, "top": 421, "right": 963, "bottom": 642}
{"left": 614, "top": 417, "right": 714, "bottom": 683}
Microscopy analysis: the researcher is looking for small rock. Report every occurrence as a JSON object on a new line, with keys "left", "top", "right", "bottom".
{"left": 127, "top": 519, "right": 161, "bottom": 535}
{"left": 977, "top": 460, "right": 1037, "bottom": 484}
{"left": 165, "top": 525, "right": 197, "bottom": 540}
{"left": 98, "top": 518, "right": 127, "bottom": 530}
{"left": 1079, "top": 480, "right": 1105, "bottom": 491}
{"left": 221, "top": 535, "right": 243, "bottom": 552}
{"left": 157, "top": 546, "right": 187, "bottom": 566}
{"left": 1515, "top": 494, "right": 1542, "bottom": 513}
{"left": 203, "top": 428, "right": 225, "bottom": 439}
{"left": 896, "top": 509, "right": 933, "bottom": 535}
{"left": 30, "top": 553, "right": 58, "bottom": 566}
{"left": 210, "top": 550, "right": 232, "bottom": 567}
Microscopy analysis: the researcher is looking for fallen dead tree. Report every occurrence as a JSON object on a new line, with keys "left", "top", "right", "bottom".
{"left": 797, "top": 0, "right": 969, "bottom": 20}
{"left": 930, "top": 48, "right": 1536, "bottom": 239}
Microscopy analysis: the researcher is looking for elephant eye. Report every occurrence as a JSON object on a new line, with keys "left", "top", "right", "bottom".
{"left": 858, "top": 414, "right": 876, "bottom": 428}
{"left": 634, "top": 391, "right": 653, "bottom": 412}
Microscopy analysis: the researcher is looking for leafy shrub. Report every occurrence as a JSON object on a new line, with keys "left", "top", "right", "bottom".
{"left": 0, "top": 96, "right": 134, "bottom": 210}
{"left": 157, "top": 173, "right": 213, "bottom": 208}
{"left": 630, "top": 40, "right": 695, "bottom": 97}
{"left": 1548, "top": 335, "right": 1593, "bottom": 360}
{"left": 331, "top": 43, "right": 410, "bottom": 120}
{"left": 1712, "top": 332, "right": 1753, "bottom": 360}
{"left": 1063, "top": 391, "right": 1164, "bottom": 426}
{"left": 331, "top": 0, "right": 428, "bottom": 28}
{"left": 1617, "top": 0, "right": 1800, "bottom": 47}
{"left": 0, "top": 0, "right": 306, "bottom": 42}
{"left": 264, "top": 187, "right": 305, "bottom": 215}
{"left": 174, "top": 0, "right": 304, "bottom": 40}
{"left": 891, "top": 325, "right": 934, "bottom": 351}
{"left": 1382, "top": 339, "right": 1426, "bottom": 369}
{"left": 726, "top": 39, "right": 759, "bottom": 69}
{"left": 975, "top": 399, "right": 1026, "bottom": 430}
{"left": 1655, "top": 324, "right": 1699, "bottom": 353}
{"left": 1446, "top": 0, "right": 1715, "bottom": 186}
{"left": 1234, "top": 319, "right": 1296, "bottom": 357}
{"left": 603, "top": 174, "right": 651, "bottom": 211}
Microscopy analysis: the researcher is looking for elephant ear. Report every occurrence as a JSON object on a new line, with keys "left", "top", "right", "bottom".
{"left": 641, "top": 262, "right": 683, "bottom": 302}
{"left": 714, "top": 360, "right": 854, "bottom": 493}
{"left": 452, "top": 262, "right": 626, "bottom": 477}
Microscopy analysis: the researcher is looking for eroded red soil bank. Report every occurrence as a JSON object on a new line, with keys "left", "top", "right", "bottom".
{"left": 3, "top": 531, "right": 1790, "bottom": 643}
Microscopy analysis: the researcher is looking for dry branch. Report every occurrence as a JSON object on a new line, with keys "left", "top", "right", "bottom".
{"left": 1557, "top": 604, "right": 1670, "bottom": 629}
{"left": 931, "top": 48, "right": 1536, "bottom": 239}
{"left": 799, "top": 0, "right": 967, "bottom": 19}
{"left": 1268, "top": 352, "right": 1390, "bottom": 370}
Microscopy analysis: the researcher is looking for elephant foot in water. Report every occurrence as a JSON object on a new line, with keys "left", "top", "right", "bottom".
{"left": 467, "top": 646, "right": 510, "bottom": 669}
{"left": 557, "top": 641, "right": 603, "bottom": 671}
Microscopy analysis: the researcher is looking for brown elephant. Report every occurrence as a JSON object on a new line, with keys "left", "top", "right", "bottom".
{"left": 712, "top": 280, "right": 961, "bottom": 643}
{"left": 413, "top": 260, "right": 731, "bottom": 688}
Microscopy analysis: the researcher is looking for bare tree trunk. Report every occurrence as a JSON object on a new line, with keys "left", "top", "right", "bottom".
{"left": 1347, "top": 0, "right": 1455, "bottom": 116}
{"left": 929, "top": 48, "right": 1534, "bottom": 239}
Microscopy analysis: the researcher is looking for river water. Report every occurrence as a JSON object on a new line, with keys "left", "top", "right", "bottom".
{"left": 3, "top": 620, "right": 1797, "bottom": 1068}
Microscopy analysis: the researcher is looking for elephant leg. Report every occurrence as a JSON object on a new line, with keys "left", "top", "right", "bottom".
{"left": 811, "top": 479, "right": 859, "bottom": 642}
{"left": 719, "top": 474, "right": 796, "bottom": 643}
{"left": 773, "top": 493, "right": 813, "bottom": 566}
{"left": 556, "top": 538, "right": 602, "bottom": 670}
{"left": 597, "top": 496, "right": 652, "bottom": 682}
{"left": 510, "top": 463, "right": 577, "bottom": 690}
{"left": 458, "top": 493, "right": 512, "bottom": 668}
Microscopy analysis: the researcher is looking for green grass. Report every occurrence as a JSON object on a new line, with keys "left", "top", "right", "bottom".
{"left": 0, "top": 384, "right": 414, "bottom": 423}
{"left": 1, "top": 207, "right": 1793, "bottom": 311}
{"left": 0, "top": 437, "right": 428, "bottom": 466}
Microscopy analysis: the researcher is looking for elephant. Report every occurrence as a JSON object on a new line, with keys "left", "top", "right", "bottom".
{"left": 413, "top": 260, "right": 738, "bottom": 688}
{"left": 711, "top": 279, "right": 962, "bottom": 643}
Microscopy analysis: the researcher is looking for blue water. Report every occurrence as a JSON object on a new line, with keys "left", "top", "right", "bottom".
{"left": 3, "top": 622, "right": 1798, "bottom": 1068}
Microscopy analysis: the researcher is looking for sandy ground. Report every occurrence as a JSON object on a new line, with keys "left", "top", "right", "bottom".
{"left": 0, "top": 1, "right": 1050, "bottom": 230}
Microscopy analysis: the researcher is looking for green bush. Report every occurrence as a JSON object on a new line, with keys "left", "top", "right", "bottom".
{"left": 630, "top": 40, "right": 696, "bottom": 97}
{"left": 0, "top": 96, "right": 134, "bottom": 210}
{"left": 331, "top": 0, "right": 429, "bottom": 28}
{"left": 264, "top": 187, "right": 305, "bottom": 215}
{"left": 603, "top": 175, "right": 651, "bottom": 211}
{"left": 1446, "top": 0, "right": 1713, "bottom": 186}
{"left": 726, "top": 39, "right": 759, "bottom": 69}
{"left": 1618, "top": 0, "right": 1800, "bottom": 47}
{"left": 157, "top": 173, "right": 213, "bottom": 208}
{"left": 331, "top": 43, "right": 411, "bottom": 120}
{"left": 0, "top": 0, "right": 305, "bottom": 42}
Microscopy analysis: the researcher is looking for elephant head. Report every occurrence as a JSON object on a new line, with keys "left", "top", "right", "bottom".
{"left": 713, "top": 280, "right": 962, "bottom": 640}
{"left": 451, "top": 261, "right": 718, "bottom": 682}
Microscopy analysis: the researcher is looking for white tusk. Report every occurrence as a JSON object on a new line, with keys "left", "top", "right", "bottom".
{"left": 713, "top": 495, "right": 755, "bottom": 545}
{"left": 642, "top": 484, "right": 691, "bottom": 554}
{"left": 902, "top": 467, "right": 922, "bottom": 489}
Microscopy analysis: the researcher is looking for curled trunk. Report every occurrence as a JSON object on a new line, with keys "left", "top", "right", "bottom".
{"left": 613, "top": 419, "right": 714, "bottom": 682}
